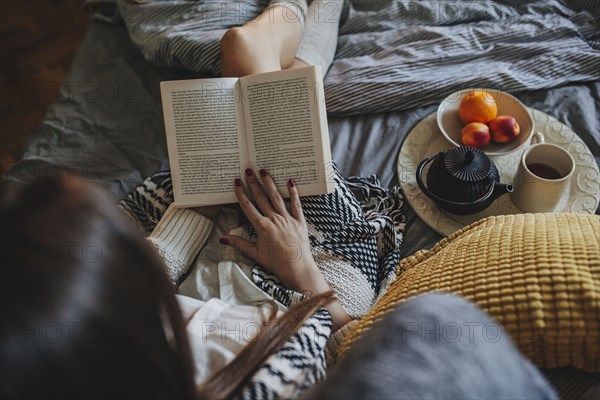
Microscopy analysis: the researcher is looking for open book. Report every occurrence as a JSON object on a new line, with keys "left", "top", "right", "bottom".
{"left": 160, "top": 66, "right": 334, "bottom": 207}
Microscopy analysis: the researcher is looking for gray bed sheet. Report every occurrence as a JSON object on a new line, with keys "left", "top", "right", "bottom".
{"left": 5, "top": 23, "right": 599, "bottom": 257}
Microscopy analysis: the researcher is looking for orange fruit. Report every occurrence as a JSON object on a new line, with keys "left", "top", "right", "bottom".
{"left": 458, "top": 90, "right": 498, "bottom": 124}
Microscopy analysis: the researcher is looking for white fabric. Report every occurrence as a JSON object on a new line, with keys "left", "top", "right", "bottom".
{"left": 218, "top": 261, "right": 287, "bottom": 311}
{"left": 177, "top": 295, "right": 282, "bottom": 384}
{"left": 150, "top": 205, "right": 286, "bottom": 310}
{"left": 177, "top": 206, "right": 240, "bottom": 300}
{"left": 173, "top": 206, "right": 284, "bottom": 310}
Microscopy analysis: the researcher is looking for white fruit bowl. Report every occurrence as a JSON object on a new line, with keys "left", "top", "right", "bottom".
{"left": 437, "top": 88, "right": 534, "bottom": 156}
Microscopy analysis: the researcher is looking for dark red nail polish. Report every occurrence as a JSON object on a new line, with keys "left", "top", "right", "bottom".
{"left": 235, "top": 178, "right": 242, "bottom": 187}
{"left": 259, "top": 169, "right": 268, "bottom": 177}
{"left": 245, "top": 168, "right": 253, "bottom": 177}
{"left": 288, "top": 179, "right": 295, "bottom": 187}
{"left": 219, "top": 237, "right": 229, "bottom": 245}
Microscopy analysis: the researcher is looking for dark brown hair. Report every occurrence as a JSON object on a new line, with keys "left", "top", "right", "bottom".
{"left": 0, "top": 177, "right": 332, "bottom": 399}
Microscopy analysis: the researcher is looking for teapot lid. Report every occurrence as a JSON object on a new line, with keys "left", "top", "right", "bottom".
{"left": 444, "top": 146, "right": 491, "bottom": 182}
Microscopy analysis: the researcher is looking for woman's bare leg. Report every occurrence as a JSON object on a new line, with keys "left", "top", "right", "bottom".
{"left": 220, "top": 4, "right": 307, "bottom": 77}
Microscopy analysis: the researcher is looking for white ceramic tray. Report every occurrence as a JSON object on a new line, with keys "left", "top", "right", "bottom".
{"left": 396, "top": 108, "right": 600, "bottom": 237}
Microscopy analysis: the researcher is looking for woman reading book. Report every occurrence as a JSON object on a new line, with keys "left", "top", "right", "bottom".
{"left": 2, "top": 2, "right": 558, "bottom": 398}
{"left": 3, "top": 2, "right": 357, "bottom": 398}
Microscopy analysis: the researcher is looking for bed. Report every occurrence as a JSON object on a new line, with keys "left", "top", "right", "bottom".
{"left": 4, "top": 0, "right": 600, "bottom": 395}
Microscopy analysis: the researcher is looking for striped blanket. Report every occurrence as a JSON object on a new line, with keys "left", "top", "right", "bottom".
{"left": 84, "top": 0, "right": 600, "bottom": 115}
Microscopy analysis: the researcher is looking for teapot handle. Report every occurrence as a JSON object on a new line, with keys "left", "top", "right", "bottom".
{"left": 416, "top": 152, "right": 499, "bottom": 211}
{"left": 416, "top": 152, "right": 441, "bottom": 201}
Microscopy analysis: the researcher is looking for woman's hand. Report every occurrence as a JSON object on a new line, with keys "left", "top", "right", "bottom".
{"left": 221, "top": 169, "right": 352, "bottom": 330}
{"left": 220, "top": 169, "right": 329, "bottom": 295}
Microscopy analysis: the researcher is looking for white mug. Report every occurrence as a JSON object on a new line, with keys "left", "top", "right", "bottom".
{"left": 510, "top": 132, "right": 575, "bottom": 213}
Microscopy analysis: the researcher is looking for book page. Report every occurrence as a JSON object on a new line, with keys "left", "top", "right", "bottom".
{"left": 160, "top": 78, "right": 248, "bottom": 206}
{"left": 240, "top": 66, "right": 334, "bottom": 196}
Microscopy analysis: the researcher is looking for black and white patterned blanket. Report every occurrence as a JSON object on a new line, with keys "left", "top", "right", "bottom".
{"left": 119, "top": 166, "right": 405, "bottom": 317}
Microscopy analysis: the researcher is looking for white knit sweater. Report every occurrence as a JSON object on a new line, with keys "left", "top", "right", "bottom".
{"left": 147, "top": 205, "right": 214, "bottom": 283}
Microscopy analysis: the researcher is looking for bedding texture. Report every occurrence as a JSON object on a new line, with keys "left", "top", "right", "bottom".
{"left": 86, "top": 0, "right": 600, "bottom": 115}
{"left": 5, "top": 0, "right": 600, "bottom": 257}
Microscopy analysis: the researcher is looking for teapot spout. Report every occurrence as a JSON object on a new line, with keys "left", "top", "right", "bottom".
{"left": 492, "top": 182, "right": 514, "bottom": 201}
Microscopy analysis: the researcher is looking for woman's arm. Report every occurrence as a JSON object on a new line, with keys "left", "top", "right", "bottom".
{"left": 220, "top": 168, "right": 352, "bottom": 331}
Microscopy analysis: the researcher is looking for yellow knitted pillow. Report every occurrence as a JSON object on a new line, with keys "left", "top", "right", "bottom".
{"left": 338, "top": 213, "right": 600, "bottom": 373}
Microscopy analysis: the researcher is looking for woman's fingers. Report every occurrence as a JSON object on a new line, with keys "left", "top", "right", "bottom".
{"left": 220, "top": 236, "right": 259, "bottom": 262}
{"left": 235, "top": 171, "right": 305, "bottom": 226}
{"left": 287, "top": 179, "right": 305, "bottom": 222}
{"left": 245, "top": 169, "right": 276, "bottom": 217}
{"left": 260, "top": 169, "right": 288, "bottom": 216}
{"left": 234, "top": 178, "right": 263, "bottom": 225}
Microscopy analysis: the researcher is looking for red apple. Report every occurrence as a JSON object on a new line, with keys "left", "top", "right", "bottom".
{"left": 489, "top": 115, "right": 520, "bottom": 143}
{"left": 461, "top": 122, "right": 491, "bottom": 148}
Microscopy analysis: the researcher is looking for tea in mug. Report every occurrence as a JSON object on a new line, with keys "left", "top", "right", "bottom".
{"left": 526, "top": 163, "right": 563, "bottom": 180}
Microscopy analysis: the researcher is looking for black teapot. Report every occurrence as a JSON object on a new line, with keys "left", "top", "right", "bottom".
{"left": 416, "top": 146, "right": 513, "bottom": 215}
